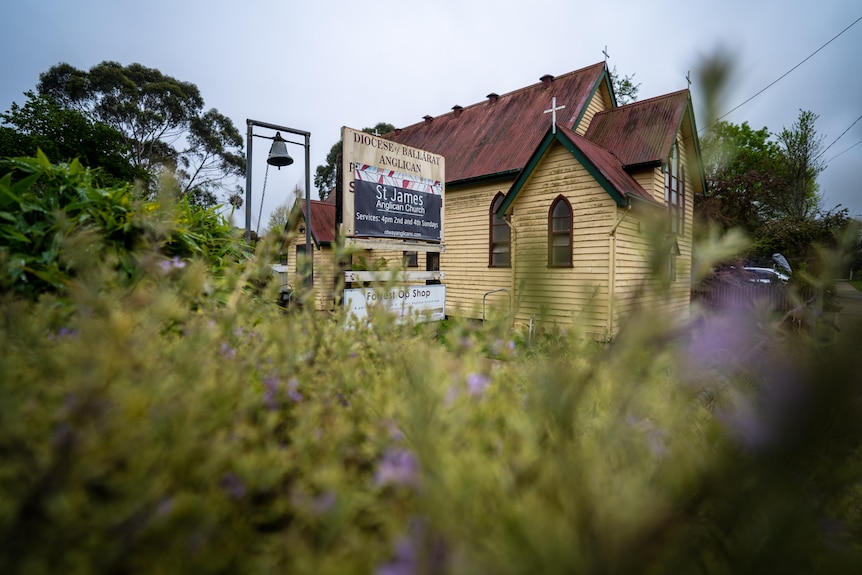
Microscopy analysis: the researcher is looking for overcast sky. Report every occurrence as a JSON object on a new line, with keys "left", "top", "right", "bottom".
{"left": 2, "top": 1, "right": 860, "bottom": 230}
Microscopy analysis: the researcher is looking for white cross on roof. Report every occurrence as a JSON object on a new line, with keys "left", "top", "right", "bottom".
{"left": 544, "top": 97, "right": 565, "bottom": 134}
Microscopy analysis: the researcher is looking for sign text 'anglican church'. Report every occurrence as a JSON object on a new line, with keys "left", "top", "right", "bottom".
{"left": 341, "top": 126, "right": 445, "bottom": 242}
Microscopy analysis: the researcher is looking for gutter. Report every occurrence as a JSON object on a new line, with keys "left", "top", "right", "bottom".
{"left": 503, "top": 214, "right": 517, "bottom": 321}
{"left": 607, "top": 202, "right": 632, "bottom": 339}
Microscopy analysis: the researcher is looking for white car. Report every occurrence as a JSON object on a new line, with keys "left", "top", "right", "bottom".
{"left": 743, "top": 267, "right": 790, "bottom": 284}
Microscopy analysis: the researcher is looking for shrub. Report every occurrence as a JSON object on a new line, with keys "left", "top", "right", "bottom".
{"left": 0, "top": 152, "right": 246, "bottom": 301}
{"left": 1, "top": 161, "right": 861, "bottom": 572}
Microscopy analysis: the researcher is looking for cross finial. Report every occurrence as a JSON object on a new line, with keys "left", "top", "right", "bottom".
{"left": 686, "top": 71, "right": 692, "bottom": 89}
{"left": 603, "top": 45, "right": 610, "bottom": 63}
{"left": 544, "top": 97, "right": 565, "bottom": 134}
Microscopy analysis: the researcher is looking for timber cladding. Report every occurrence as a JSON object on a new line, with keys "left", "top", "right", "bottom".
{"left": 508, "top": 145, "right": 613, "bottom": 332}
{"left": 441, "top": 180, "right": 512, "bottom": 318}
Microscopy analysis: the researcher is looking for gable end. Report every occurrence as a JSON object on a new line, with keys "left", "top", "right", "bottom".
{"left": 497, "top": 128, "right": 628, "bottom": 217}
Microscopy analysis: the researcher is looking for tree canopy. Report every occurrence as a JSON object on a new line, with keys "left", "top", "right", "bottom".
{"left": 314, "top": 122, "right": 395, "bottom": 200}
{"left": 696, "top": 109, "right": 848, "bottom": 269}
{"left": 609, "top": 65, "right": 641, "bottom": 105}
{"left": 1, "top": 61, "right": 244, "bottom": 207}
{"left": 0, "top": 92, "right": 146, "bottom": 187}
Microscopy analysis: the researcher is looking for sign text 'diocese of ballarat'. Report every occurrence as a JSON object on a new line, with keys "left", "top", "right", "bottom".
{"left": 341, "top": 127, "right": 444, "bottom": 243}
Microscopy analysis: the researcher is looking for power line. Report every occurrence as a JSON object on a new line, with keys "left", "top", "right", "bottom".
{"left": 817, "top": 114, "right": 862, "bottom": 161}
{"left": 706, "top": 15, "right": 862, "bottom": 129}
{"left": 827, "top": 137, "right": 862, "bottom": 164}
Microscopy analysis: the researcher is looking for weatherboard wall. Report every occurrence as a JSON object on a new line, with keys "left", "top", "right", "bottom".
{"left": 440, "top": 180, "right": 514, "bottom": 320}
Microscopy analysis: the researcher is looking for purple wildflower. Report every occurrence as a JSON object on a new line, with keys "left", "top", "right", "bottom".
{"left": 716, "top": 395, "right": 772, "bottom": 452}
{"left": 52, "top": 423, "right": 75, "bottom": 450}
{"left": 466, "top": 373, "right": 491, "bottom": 398}
{"left": 263, "top": 376, "right": 280, "bottom": 408}
{"left": 376, "top": 517, "right": 447, "bottom": 575}
{"left": 311, "top": 491, "right": 336, "bottom": 515}
{"left": 219, "top": 473, "right": 246, "bottom": 500}
{"left": 155, "top": 497, "right": 175, "bottom": 519}
{"left": 287, "top": 378, "right": 303, "bottom": 402}
{"left": 683, "top": 309, "right": 763, "bottom": 383}
{"left": 263, "top": 376, "right": 302, "bottom": 407}
{"left": 444, "top": 385, "right": 459, "bottom": 406}
{"left": 158, "top": 256, "right": 186, "bottom": 273}
{"left": 384, "top": 419, "right": 405, "bottom": 443}
{"left": 376, "top": 536, "right": 417, "bottom": 575}
{"left": 219, "top": 342, "right": 237, "bottom": 359}
{"left": 50, "top": 327, "right": 79, "bottom": 340}
{"left": 374, "top": 448, "right": 420, "bottom": 488}
{"left": 626, "top": 415, "right": 668, "bottom": 457}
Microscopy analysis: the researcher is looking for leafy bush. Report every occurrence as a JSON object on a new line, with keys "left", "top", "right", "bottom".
{"left": 2, "top": 260, "right": 861, "bottom": 573}
{"left": 1, "top": 159, "right": 861, "bottom": 573}
{"left": 0, "top": 153, "right": 246, "bottom": 301}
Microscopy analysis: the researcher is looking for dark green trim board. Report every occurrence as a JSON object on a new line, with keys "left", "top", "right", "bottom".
{"left": 496, "top": 128, "right": 627, "bottom": 217}
{"left": 446, "top": 169, "right": 520, "bottom": 190}
{"left": 685, "top": 96, "right": 708, "bottom": 194}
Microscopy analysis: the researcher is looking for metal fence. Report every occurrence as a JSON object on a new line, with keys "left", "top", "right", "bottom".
{"left": 691, "top": 283, "right": 812, "bottom": 312}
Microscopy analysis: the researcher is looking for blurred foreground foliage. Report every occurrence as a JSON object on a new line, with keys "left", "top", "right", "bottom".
{"left": 0, "top": 152, "right": 246, "bottom": 302}
{"left": 1, "top": 159, "right": 862, "bottom": 573}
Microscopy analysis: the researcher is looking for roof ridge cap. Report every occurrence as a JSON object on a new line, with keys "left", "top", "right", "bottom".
{"left": 395, "top": 62, "right": 607, "bottom": 127}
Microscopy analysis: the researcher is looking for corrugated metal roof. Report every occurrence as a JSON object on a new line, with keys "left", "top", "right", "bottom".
{"left": 386, "top": 62, "right": 607, "bottom": 184}
{"left": 299, "top": 199, "right": 336, "bottom": 245}
{"left": 558, "top": 126, "right": 657, "bottom": 204}
{"left": 583, "top": 90, "right": 691, "bottom": 167}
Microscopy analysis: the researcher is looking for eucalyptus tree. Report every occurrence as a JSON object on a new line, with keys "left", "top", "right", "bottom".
{"left": 34, "top": 61, "right": 244, "bottom": 203}
{"left": 0, "top": 91, "right": 145, "bottom": 186}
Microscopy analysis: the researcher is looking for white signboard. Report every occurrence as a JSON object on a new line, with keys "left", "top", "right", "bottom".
{"left": 345, "top": 285, "right": 446, "bottom": 324}
{"left": 341, "top": 126, "right": 445, "bottom": 242}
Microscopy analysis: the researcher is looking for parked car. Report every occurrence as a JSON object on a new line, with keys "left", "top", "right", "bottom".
{"left": 743, "top": 266, "right": 790, "bottom": 285}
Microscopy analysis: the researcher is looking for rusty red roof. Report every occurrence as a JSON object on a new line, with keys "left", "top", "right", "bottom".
{"left": 299, "top": 199, "right": 336, "bottom": 245}
{"left": 498, "top": 126, "right": 658, "bottom": 215}
{"left": 386, "top": 62, "right": 608, "bottom": 184}
{"left": 558, "top": 126, "right": 657, "bottom": 204}
{"left": 583, "top": 90, "right": 691, "bottom": 167}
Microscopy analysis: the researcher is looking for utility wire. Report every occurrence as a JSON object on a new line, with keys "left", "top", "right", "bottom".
{"left": 708, "top": 15, "right": 862, "bottom": 127}
{"left": 817, "top": 114, "right": 862, "bottom": 161}
{"left": 827, "top": 138, "right": 862, "bottom": 164}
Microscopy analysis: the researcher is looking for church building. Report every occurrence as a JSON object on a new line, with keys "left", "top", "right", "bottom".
{"left": 283, "top": 62, "right": 705, "bottom": 338}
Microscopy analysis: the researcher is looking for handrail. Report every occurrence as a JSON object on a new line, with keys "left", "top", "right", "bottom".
{"left": 482, "top": 288, "right": 509, "bottom": 322}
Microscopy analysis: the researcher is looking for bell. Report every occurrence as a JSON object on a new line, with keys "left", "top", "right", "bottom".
{"left": 267, "top": 132, "right": 294, "bottom": 169}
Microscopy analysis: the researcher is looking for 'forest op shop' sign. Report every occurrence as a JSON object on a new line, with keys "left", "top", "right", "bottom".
{"left": 341, "top": 126, "right": 444, "bottom": 243}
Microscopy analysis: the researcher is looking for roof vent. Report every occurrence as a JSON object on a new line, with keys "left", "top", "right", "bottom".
{"left": 540, "top": 74, "right": 555, "bottom": 88}
{"left": 487, "top": 92, "right": 499, "bottom": 104}
{"left": 394, "top": 128, "right": 402, "bottom": 135}
{"left": 423, "top": 114, "right": 433, "bottom": 124}
{"left": 452, "top": 105, "right": 463, "bottom": 117}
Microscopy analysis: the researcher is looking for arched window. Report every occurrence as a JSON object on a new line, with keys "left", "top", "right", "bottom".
{"left": 548, "top": 195, "right": 573, "bottom": 267}
{"left": 489, "top": 192, "right": 510, "bottom": 267}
